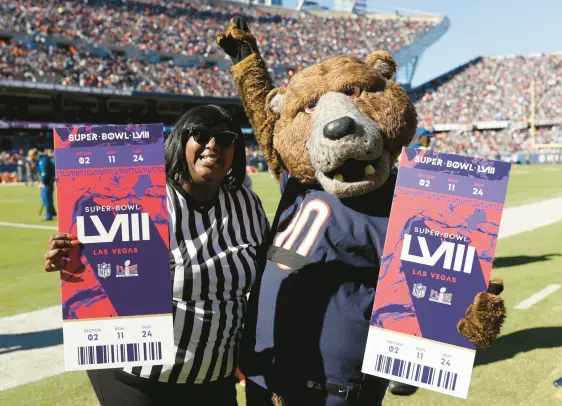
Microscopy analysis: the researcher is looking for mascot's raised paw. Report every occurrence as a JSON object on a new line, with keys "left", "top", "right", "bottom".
{"left": 216, "top": 16, "right": 259, "bottom": 64}
{"left": 457, "top": 280, "right": 506, "bottom": 349}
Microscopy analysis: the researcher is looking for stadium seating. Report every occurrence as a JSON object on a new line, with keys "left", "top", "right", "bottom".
{"left": 0, "top": 0, "right": 436, "bottom": 97}
{"left": 1, "top": 0, "right": 560, "bottom": 160}
{"left": 432, "top": 126, "right": 562, "bottom": 158}
{"left": 0, "top": 40, "right": 240, "bottom": 97}
{"left": 412, "top": 54, "right": 562, "bottom": 124}
{"left": 0, "top": 0, "right": 436, "bottom": 64}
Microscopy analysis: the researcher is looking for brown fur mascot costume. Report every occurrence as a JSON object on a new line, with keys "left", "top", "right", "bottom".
{"left": 217, "top": 17, "right": 506, "bottom": 406}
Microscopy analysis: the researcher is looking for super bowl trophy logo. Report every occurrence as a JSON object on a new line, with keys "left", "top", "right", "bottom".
{"left": 97, "top": 263, "right": 111, "bottom": 279}
{"left": 429, "top": 287, "right": 453, "bottom": 305}
{"left": 412, "top": 283, "right": 427, "bottom": 299}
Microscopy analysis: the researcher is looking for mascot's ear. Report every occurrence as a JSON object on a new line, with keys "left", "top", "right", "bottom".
{"left": 365, "top": 51, "right": 397, "bottom": 80}
{"left": 266, "top": 87, "right": 286, "bottom": 116}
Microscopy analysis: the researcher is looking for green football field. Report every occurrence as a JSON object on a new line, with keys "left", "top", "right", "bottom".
{"left": 0, "top": 164, "right": 561, "bottom": 406}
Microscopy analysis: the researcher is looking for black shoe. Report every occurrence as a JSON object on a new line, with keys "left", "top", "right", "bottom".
{"left": 388, "top": 381, "right": 418, "bottom": 396}
{"left": 554, "top": 377, "right": 562, "bottom": 388}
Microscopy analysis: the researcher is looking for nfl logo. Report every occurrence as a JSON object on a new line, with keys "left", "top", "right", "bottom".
{"left": 97, "top": 263, "right": 111, "bottom": 279}
{"left": 412, "top": 283, "right": 426, "bottom": 299}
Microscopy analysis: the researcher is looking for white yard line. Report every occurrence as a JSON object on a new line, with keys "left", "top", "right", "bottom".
{"left": 514, "top": 285, "right": 561, "bottom": 310}
{"left": 0, "top": 306, "right": 64, "bottom": 391}
{"left": 498, "top": 197, "right": 562, "bottom": 239}
{"left": 1, "top": 196, "right": 562, "bottom": 392}
{"left": 0, "top": 221, "right": 57, "bottom": 231}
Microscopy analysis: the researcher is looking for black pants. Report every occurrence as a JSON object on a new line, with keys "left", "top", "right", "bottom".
{"left": 245, "top": 377, "right": 388, "bottom": 406}
{"left": 87, "top": 369, "right": 238, "bottom": 406}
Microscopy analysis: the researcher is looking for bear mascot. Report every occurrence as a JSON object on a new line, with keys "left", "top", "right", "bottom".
{"left": 216, "top": 17, "right": 506, "bottom": 406}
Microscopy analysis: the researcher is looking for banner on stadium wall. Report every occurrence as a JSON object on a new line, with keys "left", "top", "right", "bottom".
{"left": 0, "top": 79, "right": 133, "bottom": 96}
{"left": 473, "top": 120, "right": 510, "bottom": 130}
{"left": 508, "top": 152, "right": 562, "bottom": 164}
{"left": 432, "top": 123, "right": 472, "bottom": 132}
{"left": 362, "top": 148, "right": 511, "bottom": 399}
{"left": 54, "top": 123, "right": 175, "bottom": 371}
{"left": 0, "top": 120, "right": 255, "bottom": 136}
{"left": 536, "top": 117, "right": 562, "bottom": 126}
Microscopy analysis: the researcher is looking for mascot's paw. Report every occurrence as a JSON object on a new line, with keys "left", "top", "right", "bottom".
{"left": 272, "top": 393, "right": 286, "bottom": 406}
{"left": 216, "top": 16, "right": 259, "bottom": 64}
{"left": 457, "top": 280, "right": 506, "bottom": 349}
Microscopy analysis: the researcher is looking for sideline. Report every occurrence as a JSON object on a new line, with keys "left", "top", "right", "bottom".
{"left": 0, "top": 221, "right": 57, "bottom": 231}
{"left": 514, "top": 284, "right": 561, "bottom": 310}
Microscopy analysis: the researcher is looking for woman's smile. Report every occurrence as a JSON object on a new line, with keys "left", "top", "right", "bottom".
{"left": 198, "top": 153, "right": 224, "bottom": 168}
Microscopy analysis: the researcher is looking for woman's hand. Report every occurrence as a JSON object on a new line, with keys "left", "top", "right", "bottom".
{"left": 44, "top": 233, "right": 83, "bottom": 273}
{"left": 234, "top": 367, "right": 246, "bottom": 386}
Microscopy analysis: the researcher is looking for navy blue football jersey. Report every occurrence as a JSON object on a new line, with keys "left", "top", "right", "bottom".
{"left": 240, "top": 170, "right": 397, "bottom": 403}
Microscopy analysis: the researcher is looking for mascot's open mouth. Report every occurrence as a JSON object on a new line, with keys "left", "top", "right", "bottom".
{"left": 315, "top": 151, "right": 390, "bottom": 197}
{"left": 324, "top": 157, "right": 380, "bottom": 183}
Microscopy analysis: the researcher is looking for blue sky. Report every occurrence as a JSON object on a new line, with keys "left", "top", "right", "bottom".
{"left": 281, "top": 0, "right": 562, "bottom": 86}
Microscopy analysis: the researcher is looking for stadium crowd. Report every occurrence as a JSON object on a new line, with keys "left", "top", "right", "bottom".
{"left": 0, "top": 148, "right": 23, "bottom": 165}
{"left": 0, "top": 0, "right": 436, "bottom": 65}
{"left": 0, "top": 147, "right": 38, "bottom": 183}
{"left": 1, "top": 0, "right": 560, "bottom": 132}
{"left": 0, "top": 40, "right": 242, "bottom": 96}
{"left": 414, "top": 54, "right": 562, "bottom": 123}
{"left": 432, "top": 126, "right": 562, "bottom": 158}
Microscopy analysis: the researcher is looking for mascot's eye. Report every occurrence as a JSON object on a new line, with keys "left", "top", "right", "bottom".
{"left": 304, "top": 102, "right": 317, "bottom": 114}
{"left": 342, "top": 87, "right": 361, "bottom": 99}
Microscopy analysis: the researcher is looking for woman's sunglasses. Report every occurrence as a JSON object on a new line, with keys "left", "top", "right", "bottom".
{"left": 189, "top": 128, "right": 238, "bottom": 147}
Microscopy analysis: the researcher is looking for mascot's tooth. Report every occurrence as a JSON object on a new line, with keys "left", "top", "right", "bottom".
{"left": 365, "top": 164, "right": 375, "bottom": 175}
{"left": 334, "top": 173, "right": 344, "bottom": 182}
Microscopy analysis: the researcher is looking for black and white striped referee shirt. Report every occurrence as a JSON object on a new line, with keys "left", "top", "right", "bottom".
{"left": 122, "top": 179, "right": 269, "bottom": 384}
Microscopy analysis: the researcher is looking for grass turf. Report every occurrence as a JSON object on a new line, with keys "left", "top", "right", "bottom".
{"left": 1, "top": 219, "right": 561, "bottom": 405}
{"left": 1, "top": 164, "right": 561, "bottom": 405}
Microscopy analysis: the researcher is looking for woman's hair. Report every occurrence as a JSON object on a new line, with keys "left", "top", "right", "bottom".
{"left": 165, "top": 105, "right": 247, "bottom": 192}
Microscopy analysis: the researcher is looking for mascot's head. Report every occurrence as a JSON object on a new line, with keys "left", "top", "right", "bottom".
{"left": 266, "top": 52, "right": 417, "bottom": 198}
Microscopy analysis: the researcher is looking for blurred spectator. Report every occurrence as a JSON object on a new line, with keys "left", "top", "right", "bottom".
{"left": 37, "top": 148, "right": 56, "bottom": 220}
{"left": 245, "top": 139, "right": 267, "bottom": 172}
{"left": 26, "top": 148, "right": 38, "bottom": 185}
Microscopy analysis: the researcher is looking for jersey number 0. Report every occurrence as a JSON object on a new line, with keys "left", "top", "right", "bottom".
{"left": 273, "top": 197, "right": 330, "bottom": 270}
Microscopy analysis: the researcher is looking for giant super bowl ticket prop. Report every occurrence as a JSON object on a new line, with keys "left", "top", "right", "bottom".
{"left": 362, "top": 147, "right": 511, "bottom": 399}
{"left": 54, "top": 124, "right": 174, "bottom": 371}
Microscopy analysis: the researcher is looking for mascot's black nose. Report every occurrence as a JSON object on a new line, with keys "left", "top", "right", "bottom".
{"left": 323, "top": 117, "right": 356, "bottom": 140}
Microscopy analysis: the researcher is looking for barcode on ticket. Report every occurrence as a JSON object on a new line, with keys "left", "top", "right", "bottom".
{"left": 374, "top": 354, "right": 458, "bottom": 391}
{"left": 77, "top": 341, "right": 162, "bottom": 366}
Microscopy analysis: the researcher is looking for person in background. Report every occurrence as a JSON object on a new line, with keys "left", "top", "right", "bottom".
{"left": 16, "top": 148, "right": 25, "bottom": 182}
{"left": 26, "top": 148, "right": 38, "bottom": 185}
{"left": 37, "top": 148, "right": 56, "bottom": 221}
{"left": 409, "top": 128, "right": 433, "bottom": 150}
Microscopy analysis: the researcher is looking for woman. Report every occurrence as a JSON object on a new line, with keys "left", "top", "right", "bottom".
{"left": 44, "top": 105, "right": 269, "bottom": 406}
